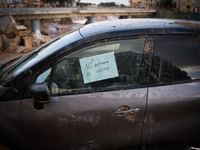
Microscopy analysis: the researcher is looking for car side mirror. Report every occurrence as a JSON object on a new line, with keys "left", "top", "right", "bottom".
{"left": 29, "top": 82, "right": 50, "bottom": 110}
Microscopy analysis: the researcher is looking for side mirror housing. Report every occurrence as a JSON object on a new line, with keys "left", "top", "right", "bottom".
{"left": 29, "top": 82, "right": 50, "bottom": 104}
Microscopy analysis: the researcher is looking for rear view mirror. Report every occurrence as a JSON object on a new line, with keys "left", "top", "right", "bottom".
{"left": 29, "top": 82, "right": 50, "bottom": 110}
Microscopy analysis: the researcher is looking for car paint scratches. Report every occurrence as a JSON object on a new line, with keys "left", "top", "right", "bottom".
{"left": 144, "top": 114, "right": 160, "bottom": 144}
{"left": 89, "top": 90, "right": 146, "bottom": 99}
{"left": 56, "top": 113, "right": 101, "bottom": 127}
{"left": 144, "top": 114, "right": 155, "bottom": 125}
{"left": 75, "top": 114, "right": 101, "bottom": 127}
{"left": 125, "top": 114, "right": 136, "bottom": 123}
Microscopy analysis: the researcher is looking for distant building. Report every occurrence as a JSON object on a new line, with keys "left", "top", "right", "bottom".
{"left": 1, "top": 0, "right": 76, "bottom": 7}
{"left": 1, "top": 0, "right": 41, "bottom": 7}
{"left": 180, "top": 0, "right": 190, "bottom": 12}
{"left": 130, "top": 0, "right": 142, "bottom": 8}
{"left": 180, "top": 0, "right": 200, "bottom": 12}
{"left": 189, "top": 0, "right": 200, "bottom": 12}
{"left": 129, "top": 0, "right": 199, "bottom": 12}
{"left": 140, "top": 0, "right": 158, "bottom": 8}
{"left": 1, "top": 0, "right": 19, "bottom": 7}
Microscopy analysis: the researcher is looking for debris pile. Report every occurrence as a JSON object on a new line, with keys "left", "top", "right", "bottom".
{"left": 0, "top": 15, "right": 52, "bottom": 54}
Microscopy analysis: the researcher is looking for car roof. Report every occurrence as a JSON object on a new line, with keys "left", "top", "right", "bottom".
{"left": 80, "top": 19, "right": 200, "bottom": 38}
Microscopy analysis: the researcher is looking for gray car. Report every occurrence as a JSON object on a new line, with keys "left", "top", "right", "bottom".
{"left": 0, "top": 19, "right": 200, "bottom": 150}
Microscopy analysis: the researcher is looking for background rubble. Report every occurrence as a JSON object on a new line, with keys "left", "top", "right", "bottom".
{"left": 0, "top": 15, "right": 118, "bottom": 62}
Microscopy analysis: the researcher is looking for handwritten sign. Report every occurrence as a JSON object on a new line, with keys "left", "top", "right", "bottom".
{"left": 79, "top": 52, "right": 119, "bottom": 84}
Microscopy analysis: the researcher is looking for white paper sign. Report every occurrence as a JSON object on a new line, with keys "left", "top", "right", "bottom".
{"left": 79, "top": 52, "right": 119, "bottom": 84}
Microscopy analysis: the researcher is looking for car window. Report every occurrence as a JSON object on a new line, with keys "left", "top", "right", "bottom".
{"left": 51, "top": 38, "right": 146, "bottom": 95}
{"left": 151, "top": 37, "right": 200, "bottom": 84}
{"left": 36, "top": 68, "right": 52, "bottom": 83}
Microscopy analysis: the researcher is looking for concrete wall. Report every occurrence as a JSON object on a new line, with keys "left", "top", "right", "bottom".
{"left": 0, "top": 8, "right": 77, "bottom": 14}
{"left": 0, "top": 8, "right": 157, "bottom": 15}
{"left": 0, "top": 8, "right": 157, "bottom": 20}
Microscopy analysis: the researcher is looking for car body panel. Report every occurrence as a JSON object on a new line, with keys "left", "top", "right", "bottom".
{"left": 141, "top": 33, "right": 200, "bottom": 148}
{"left": 142, "top": 82, "right": 200, "bottom": 147}
{"left": 0, "top": 100, "right": 27, "bottom": 149}
{"left": 20, "top": 88, "right": 147, "bottom": 149}
{"left": 19, "top": 35, "right": 154, "bottom": 150}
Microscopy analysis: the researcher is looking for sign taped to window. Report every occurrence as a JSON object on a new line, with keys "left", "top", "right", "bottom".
{"left": 79, "top": 52, "right": 119, "bottom": 84}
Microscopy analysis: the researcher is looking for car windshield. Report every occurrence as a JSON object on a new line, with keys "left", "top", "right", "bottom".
{"left": 0, "top": 30, "right": 82, "bottom": 84}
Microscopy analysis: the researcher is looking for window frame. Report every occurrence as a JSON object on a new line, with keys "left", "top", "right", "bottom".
{"left": 50, "top": 36, "right": 154, "bottom": 96}
{"left": 25, "top": 35, "right": 155, "bottom": 98}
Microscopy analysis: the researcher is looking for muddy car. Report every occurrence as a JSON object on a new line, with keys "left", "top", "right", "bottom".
{"left": 0, "top": 19, "right": 200, "bottom": 150}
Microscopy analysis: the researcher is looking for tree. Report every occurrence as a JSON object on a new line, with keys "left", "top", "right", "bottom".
{"left": 41, "top": 0, "right": 72, "bottom": 6}
{"left": 159, "top": 0, "right": 173, "bottom": 9}
{"left": 76, "top": 2, "right": 94, "bottom": 6}
{"left": 119, "top": 4, "right": 126, "bottom": 7}
{"left": 98, "top": 2, "right": 118, "bottom": 7}
{"left": 156, "top": 1, "right": 159, "bottom": 8}
{"left": 164, "top": 0, "right": 172, "bottom": 9}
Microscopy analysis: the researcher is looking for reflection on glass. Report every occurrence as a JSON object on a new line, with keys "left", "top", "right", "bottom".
{"left": 52, "top": 39, "right": 145, "bottom": 94}
{"left": 152, "top": 37, "right": 200, "bottom": 84}
{"left": 36, "top": 68, "right": 52, "bottom": 83}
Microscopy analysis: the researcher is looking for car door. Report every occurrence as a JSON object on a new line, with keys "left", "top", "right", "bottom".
{"left": 20, "top": 36, "right": 154, "bottom": 150}
{"left": 142, "top": 36, "right": 200, "bottom": 149}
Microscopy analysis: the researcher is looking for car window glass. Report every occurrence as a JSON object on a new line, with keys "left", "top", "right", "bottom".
{"left": 51, "top": 38, "right": 145, "bottom": 95}
{"left": 152, "top": 37, "right": 200, "bottom": 84}
{"left": 36, "top": 68, "right": 52, "bottom": 83}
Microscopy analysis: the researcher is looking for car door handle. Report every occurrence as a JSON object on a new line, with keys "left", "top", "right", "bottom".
{"left": 112, "top": 107, "right": 140, "bottom": 116}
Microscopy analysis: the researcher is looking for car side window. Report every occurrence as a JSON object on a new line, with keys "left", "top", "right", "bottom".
{"left": 36, "top": 68, "right": 52, "bottom": 83}
{"left": 51, "top": 38, "right": 146, "bottom": 95}
{"left": 151, "top": 37, "right": 200, "bottom": 84}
